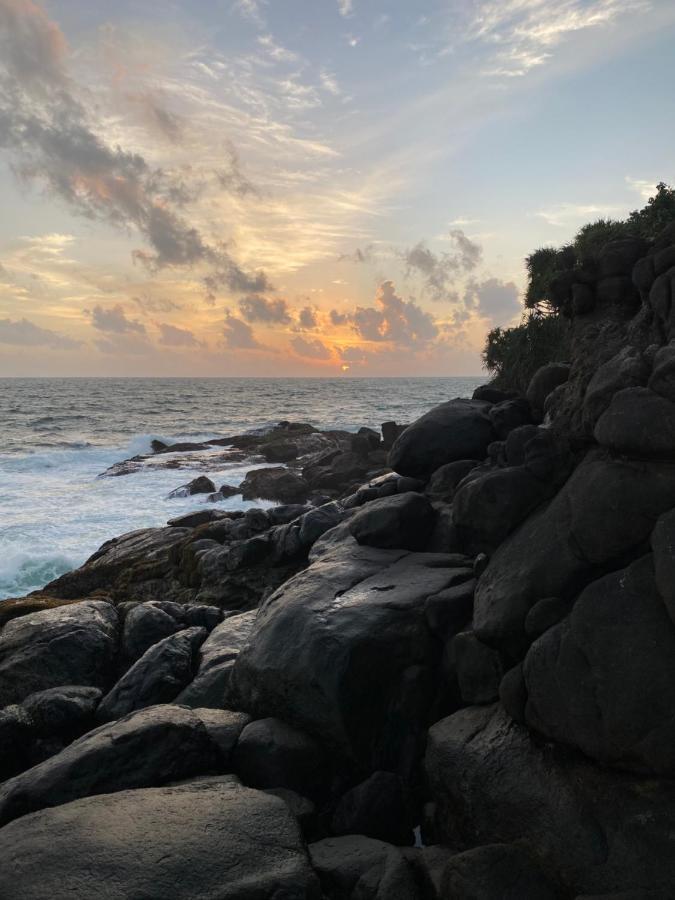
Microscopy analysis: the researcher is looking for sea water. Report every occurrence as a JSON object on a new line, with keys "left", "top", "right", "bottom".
{"left": 0, "top": 377, "right": 484, "bottom": 599}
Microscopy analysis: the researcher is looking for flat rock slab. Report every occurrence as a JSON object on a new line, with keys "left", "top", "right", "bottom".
{"left": 0, "top": 600, "right": 118, "bottom": 707}
{"left": 0, "top": 779, "right": 320, "bottom": 899}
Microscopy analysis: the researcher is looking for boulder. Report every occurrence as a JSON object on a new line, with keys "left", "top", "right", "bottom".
{"left": 183, "top": 604, "right": 223, "bottom": 630}
{"left": 526, "top": 363, "right": 570, "bottom": 422}
{"left": 473, "top": 453, "right": 675, "bottom": 653}
{"left": 453, "top": 466, "right": 551, "bottom": 555}
{"left": 231, "top": 540, "right": 464, "bottom": 774}
{"left": 331, "top": 771, "right": 413, "bottom": 845}
{"left": 381, "top": 420, "right": 407, "bottom": 450}
{"left": 425, "top": 459, "right": 480, "bottom": 503}
{"left": 524, "top": 555, "right": 675, "bottom": 775}
{"left": 582, "top": 346, "right": 649, "bottom": 431}
{"left": 524, "top": 596, "right": 572, "bottom": 640}
{"left": 594, "top": 387, "right": 675, "bottom": 457}
{"left": 349, "top": 492, "right": 435, "bottom": 551}
{"left": 0, "top": 779, "right": 320, "bottom": 899}
{"left": 167, "top": 475, "right": 216, "bottom": 498}
{"left": 472, "top": 385, "right": 512, "bottom": 403}
{"left": 176, "top": 610, "right": 257, "bottom": 709}
{"left": 97, "top": 627, "right": 207, "bottom": 721}
{"left": 191, "top": 708, "right": 250, "bottom": 766}
{"left": 299, "top": 502, "right": 345, "bottom": 546}
{"left": 261, "top": 440, "right": 299, "bottom": 462}
{"left": 121, "top": 602, "right": 180, "bottom": 664}
{"left": 351, "top": 427, "right": 381, "bottom": 457}
{"left": 167, "top": 509, "right": 229, "bottom": 528}
{"left": 240, "top": 467, "right": 310, "bottom": 503}
{"left": 632, "top": 254, "right": 656, "bottom": 298}
{"left": 424, "top": 577, "right": 475, "bottom": 641}
{"left": 426, "top": 705, "right": 675, "bottom": 895}
{"left": 504, "top": 425, "right": 539, "bottom": 466}
{"left": 488, "top": 397, "right": 532, "bottom": 439}
{"left": 440, "top": 843, "right": 561, "bottom": 900}
{"left": 21, "top": 685, "right": 102, "bottom": 736}
{"left": 499, "top": 663, "right": 527, "bottom": 724}
{"left": 389, "top": 399, "right": 495, "bottom": 480}
{"left": 596, "top": 276, "right": 639, "bottom": 307}
{"left": 0, "top": 705, "right": 221, "bottom": 827}
{"left": 598, "top": 238, "right": 648, "bottom": 278}
{"left": 649, "top": 266, "right": 675, "bottom": 338}
{"left": 0, "top": 704, "right": 35, "bottom": 779}
{"left": 309, "top": 835, "right": 420, "bottom": 900}
{"left": 233, "top": 717, "right": 326, "bottom": 799}
{"left": 0, "top": 600, "right": 118, "bottom": 707}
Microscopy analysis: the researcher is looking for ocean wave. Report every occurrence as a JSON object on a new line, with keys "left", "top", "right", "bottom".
{"left": 124, "top": 433, "right": 175, "bottom": 458}
{"left": 0, "top": 547, "right": 77, "bottom": 599}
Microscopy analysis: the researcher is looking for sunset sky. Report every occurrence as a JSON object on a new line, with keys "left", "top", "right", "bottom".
{"left": 1, "top": 0, "right": 674, "bottom": 376}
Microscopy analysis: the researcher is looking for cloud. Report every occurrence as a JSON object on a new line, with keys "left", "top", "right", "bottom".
{"left": 215, "top": 143, "right": 259, "bottom": 197}
{"left": 297, "top": 306, "right": 318, "bottom": 329}
{"left": 257, "top": 33, "right": 298, "bottom": 63}
{"left": 0, "top": 316, "right": 80, "bottom": 349}
{"left": 291, "top": 335, "right": 331, "bottom": 359}
{"left": 464, "top": 277, "right": 520, "bottom": 325}
{"left": 330, "top": 309, "right": 349, "bottom": 325}
{"left": 468, "top": 0, "right": 648, "bottom": 78}
{"left": 95, "top": 333, "right": 149, "bottom": 355}
{"left": 157, "top": 322, "right": 201, "bottom": 347}
{"left": 338, "top": 0, "right": 354, "bottom": 17}
{"left": 132, "top": 295, "right": 182, "bottom": 313}
{"left": 403, "top": 229, "right": 482, "bottom": 301}
{"left": 0, "top": 0, "right": 270, "bottom": 299}
{"left": 232, "top": 0, "right": 267, "bottom": 27}
{"left": 239, "top": 294, "right": 291, "bottom": 324}
{"left": 125, "top": 92, "right": 183, "bottom": 143}
{"left": 90, "top": 304, "right": 146, "bottom": 334}
{"left": 625, "top": 176, "right": 659, "bottom": 202}
{"left": 223, "top": 314, "right": 268, "bottom": 350}
{"left": 535, "top": 202, "right": 624, "bottom": 227}
{"left": 338, "top": 344, "right": 369, "bottom": 365}
{"left": 349, "top": 280, "right": 439, "bottom": 347}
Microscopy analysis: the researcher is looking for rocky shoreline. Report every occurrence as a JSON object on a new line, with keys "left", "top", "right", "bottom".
{"left": 2, "top": 228, "right": 675, "bottom": 897}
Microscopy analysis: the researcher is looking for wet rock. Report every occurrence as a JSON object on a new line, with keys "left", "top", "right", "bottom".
{"left": 176, "top": 610, "right": 257, "bottom": 709}
{"left": 231, "top": 541, "right": 462, "bottom": 774}
{"left": 349, "top": 492, "right": 435, "bottom": 551}
{"left": 233, "top": 717, "right": 326, "bottom": 799}
{"left": 594, "top": 387, "right": 675, "bottom": 457}
{"left": 440, "top": 843, "right": 562, "bottom": 900}
{"left": 240, "top": 467, "right": 310, "bottom": 503}
{"left": 0, "top": 779, "right": 320, "bottom": 900}
{"left": 331, "top": 771, "right": 413, "bottom": 845}
{"left": 426, "top": 704, "right": 675, "bottom": 895}
{"left": 268, "top": 503, "right": 308, "bottom": 525}
{"left": 526, "top": 363, "right": 570, "bottom": 422}
{"left": 167, "top": 475, "right": 216, "bottom": 498}
{"left": 167, "top": 509, "right": 230, "bottom": 528}
{"left": 0, "top": 705, "right": 221, "bottom": 827}
{"left": 97, "top": 627, "right": 207, "bottom": 721}
{"left": 389, "top": 399, "right": 495, "bottom": 480}
{"left": 309, "top": 835, "right": 420, "bottom": 900}
{"left": 0, "top": 600, "right": 118, "bottom": 707}
{"left": 524, "top": 555, "right": 675, "bottom": 775}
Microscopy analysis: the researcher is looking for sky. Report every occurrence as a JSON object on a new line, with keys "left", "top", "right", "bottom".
{"left": 0, "top": 0, "right": 674, "bottom": 376}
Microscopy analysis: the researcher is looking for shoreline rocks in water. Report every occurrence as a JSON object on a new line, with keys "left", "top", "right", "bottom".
{"left": 3, "top": 227, "right": 675, "bottom": 896}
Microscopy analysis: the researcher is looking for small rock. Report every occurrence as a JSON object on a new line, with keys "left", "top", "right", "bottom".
{"left": 167, "top": 475, "right": 216, "bottom": 499}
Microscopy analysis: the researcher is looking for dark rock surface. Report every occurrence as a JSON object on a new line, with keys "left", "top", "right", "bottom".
{"left": 440, "top": 843, "right": 562, "bottom": 899}
{"left": 389, "top": 398, "right": 495, "bottom": 479}
{"left": 349, "top": 492, "right": 435, "bottom": 550}
{"left": 526, "top": 362, "right": 570, "bottom": 421}
{"left": 331, "top": 771, "right": 413, "bottom": 845}
{"left": 0, "top": 600, "right": 118, "bottom": 707}
{"left": 309, "top": 835, "right": 420, "bottom": 899}
{"left": 0, "top": 779, "right": 320, "bottom": 899}
{"left": 594, "top": 386, "right": 675, "bottom": 456}
{"left": 240, "top": 466, "right": 311, "bottom": 503}
{"left": 167, "top": 475, "right": 216, "bottom": 498}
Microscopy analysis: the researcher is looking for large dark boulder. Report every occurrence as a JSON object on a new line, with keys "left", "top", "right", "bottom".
{"left": 440, "top": 843, "right": 561, "bottom": 900}
{"left": 167, "top": 475, "right": 216, "bottom": 498}
{"left": 526, "top": 363, "right": 570, "bottom": 422}
{"left": 176, "top": 610, "right": 257, "bottom": 709}
{"left": 0, "top": 705, "right": 222, "bottom": 827}
{"left": 648, "top": 342, "right": 675, "bottom": 402}
{"left": 97, "top": 627, "right": 207, "bottom": 721}
{"left": 309, "top": 835, "right": 420, "bottom": 899}
{"left": 473, "top": 453, "right": 675, "bottom": 652}
{"left": 21, "top": 685, "right": 102, "bottom": 736}
{"left": 0, "top": 600, "right": 118, "bottom": 707}
{"left": 524, "top": 555, "right": 675, "bottom": 775}
{"left": 233, "top": 717, "right": 325, "bottom": 799}
{"left": 450, "top": 632, "right": 503, "bottom": 705}
{"left": 426, "top": 705, "right": 675, "bottom": 895}
{"left": 453, "top": 466, "right": 551, "bottom": 555}
{"left": 594, "top": 387, "right": 675, "bottom": 457}
{"left": 231, "top": 539, "right": 465, "bottom": 774}
{"left": 582, "top": 346, "right": 649, "bottom": 431}
{"left": 349, "top": 492, "right": 435, "bottom": 551}
{"left": 425, "top": 459, "right": 480, "bottom": 502}
{"left": 388, "top": 399, "right": 495, "bottom": 479}
{"left": 488, "top": 397, "right": 532, "bottom": 439}
{"left": 652, "top": 507, "right": 675, "bottom": 624}
{"left": 240, "top": 467, "right": 310, "bottom": 503}
{"left": 0, "top": 779, "right": 320, "bottom": 899}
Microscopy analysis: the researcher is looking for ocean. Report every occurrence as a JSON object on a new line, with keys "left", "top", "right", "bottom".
{"left": 0, "top": 376, "right": 485, "bottom": 600}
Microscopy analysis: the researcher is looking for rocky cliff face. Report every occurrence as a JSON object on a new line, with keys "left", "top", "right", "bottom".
{"left": 1, "top": 225, "right": 675, "bottom": 898}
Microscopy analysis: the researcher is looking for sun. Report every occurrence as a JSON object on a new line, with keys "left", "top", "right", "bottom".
{"left": 340, "top": 364, "right": 350, "bottom": 373}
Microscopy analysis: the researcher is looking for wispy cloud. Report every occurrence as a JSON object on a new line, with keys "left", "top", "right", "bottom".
{"left": 535, "top": 201, "right": 624, "bottom": 227}
{"left": 0, "top": 317, "right": 81, "bottom": 349}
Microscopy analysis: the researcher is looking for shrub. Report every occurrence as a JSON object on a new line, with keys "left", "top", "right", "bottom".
{"left": 482, "top": 313, "right": 571, "bottom": 393}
